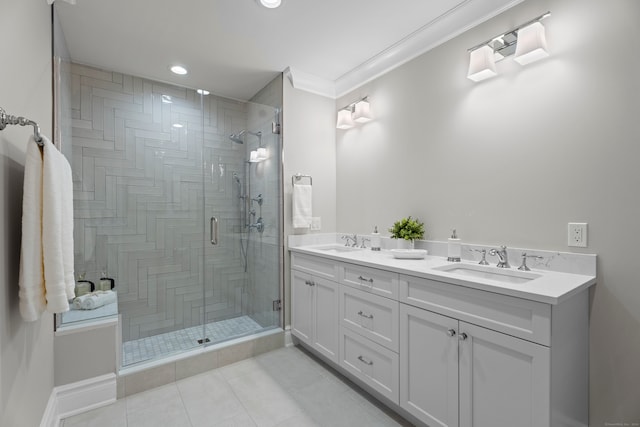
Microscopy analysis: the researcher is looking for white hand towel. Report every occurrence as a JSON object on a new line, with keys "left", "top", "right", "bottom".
{"left": 80, "top": 291, "right": 117, "bottom": 310}
{"left": 60, "top": 148, "right": 75, "bottom": 299}
{"left": 18, "top": 137, "right": 46, "bottom": 322}
{"left": 292, "top": 184, "right": 312, "bottom": 228}
{"left": 42, "top": 136, "right": 74, "bottom": 314}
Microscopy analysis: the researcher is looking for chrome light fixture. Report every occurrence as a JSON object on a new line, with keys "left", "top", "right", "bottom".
{"left": 466, "top": 12, "right": 550, "bottom": 82}
{"left": 336, "top": 97, "right": 372, "bottom": 129}
{"left": 514, "top": 21, "right": 549, "bottom": 65}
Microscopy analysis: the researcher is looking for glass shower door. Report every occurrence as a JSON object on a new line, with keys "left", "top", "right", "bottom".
{"left": 202, "top": 100, "right": 282, "bottom": 345}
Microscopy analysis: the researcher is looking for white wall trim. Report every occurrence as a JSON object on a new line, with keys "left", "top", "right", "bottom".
{"left": 40, "top": 389, "right": 59, "bottom": 427}
{"left": 39, "top": 373, "right": 117, "bottom": 427}
{"left": 284, "top": 67, "right": 336, "bottom": 99}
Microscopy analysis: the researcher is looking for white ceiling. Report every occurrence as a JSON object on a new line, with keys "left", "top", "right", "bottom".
{"left": 54, "top": 0, "right": 523, "bottom": 101}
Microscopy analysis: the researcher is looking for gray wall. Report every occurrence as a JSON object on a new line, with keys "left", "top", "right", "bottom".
{"left": 0, "top": 1, "right": 54, "bottom": 426}
{"left": 336, "top": 0, "right": 640, "bottom": 424}
{"left": 283, "top": 78, "right": 337, "bottom": 327}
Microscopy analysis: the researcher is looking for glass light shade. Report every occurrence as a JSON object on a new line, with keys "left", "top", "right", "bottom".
{"left": 352, "top": 100, "right": 372, "bottom": 123}
{"left": 336, "top": 108, "right": 355, "bottom": 129}
{"left": 514, "top": 22, "right": 549, "bottom": 65}
{"left": 467, "top": 45, "right": 497, "bottom": 82}
{"left": 249, "top": 151, "right": 259, "bottom": 162}
{"left": 256, "top": 147, "right": 268, "bottom": 161}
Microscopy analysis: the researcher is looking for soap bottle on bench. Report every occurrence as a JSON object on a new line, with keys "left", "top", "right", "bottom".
{"left": 75, "top": 272, "right": 95, "bottom": 297}
{"left": 98, "top": 270, "right": 115, "bottom": 291}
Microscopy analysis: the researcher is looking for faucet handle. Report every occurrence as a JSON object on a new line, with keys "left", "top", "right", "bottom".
{"left": 518, "top": 252, "right": 544, "bottom": 271}
{"left": 472, "top": 249, "right": 489, "bottom": 265}
{"left": 360, "top": 238, "right": 370, "bottom": 249}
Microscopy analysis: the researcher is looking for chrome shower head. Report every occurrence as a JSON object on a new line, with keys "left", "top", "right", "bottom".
{"left": 229, "top": 130, "right": 246, "bottom": 144}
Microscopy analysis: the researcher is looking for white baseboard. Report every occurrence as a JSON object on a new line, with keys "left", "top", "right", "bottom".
{"left": 284, "top": 327, "right": 293, "bottom": 347}
{"left": 40, "top": 373, "right": 117, "bottom": 427}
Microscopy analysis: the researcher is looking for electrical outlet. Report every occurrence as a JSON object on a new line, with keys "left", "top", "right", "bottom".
{"left": 568, "top": 223, "right": 588, "bottom": 247}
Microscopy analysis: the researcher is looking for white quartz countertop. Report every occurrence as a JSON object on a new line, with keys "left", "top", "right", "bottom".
{"left": 289, "top": 244, "right": 596, "bottom": 305}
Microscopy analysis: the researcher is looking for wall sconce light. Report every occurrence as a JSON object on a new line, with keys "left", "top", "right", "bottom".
{"left": 467, "top": 11, "right": 550, "bottom": 82}
{"left": 467, "top": 45, "right": 497, "bottom": 82}
{"left": 336, "top": 108, "right": 355, "bottom": 130}
{"left": 513, "top": 21, "right": 549, "bottom": 65}
{"left": 352, "top": 99, "right": 373, "bottom": 123}
{"left": 256, "top": 147, "right": 268, "bottom": 161}
{"left": 336, "top": 96, "right": 372, "bottom": 129}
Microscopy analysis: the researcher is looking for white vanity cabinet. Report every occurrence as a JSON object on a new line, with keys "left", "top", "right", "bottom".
{"left": 289, "top": 247, "right": 591, "bottom": 427}
{"left": 338, "top": 263, "right": 400, "bottom": 403}
{"left": 399, "top": 274, "right": 587, "bottom": 427}
{"left": 291, "top": 253, "right": 340, "bottom": 363}
{"left": 400, "top": 304, "right": 550, "bottom": 427}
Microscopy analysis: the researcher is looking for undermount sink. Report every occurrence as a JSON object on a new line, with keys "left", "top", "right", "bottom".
{"left": 311, "top": 244, "right": 363, "bottom": 253}
{"left": 434, "top": 263, "right": 541, "bottom": 284}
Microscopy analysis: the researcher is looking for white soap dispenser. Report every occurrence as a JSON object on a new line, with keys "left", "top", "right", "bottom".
{"left": 447, "top": 229, "right": 461, "bottom": 262}
{"left": 371, "top": 226, "right": 381, "bottom": 251}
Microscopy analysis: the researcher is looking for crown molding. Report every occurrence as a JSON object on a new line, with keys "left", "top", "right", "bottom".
{"left": 286, "top": 0, "right": 525, "bottom": 99}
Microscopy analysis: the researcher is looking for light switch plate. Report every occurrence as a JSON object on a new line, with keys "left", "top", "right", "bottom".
{"left": 311, "top": 217, "right": 322, "bottom": 231}
{"left": 568, "top": 223, "right": 588, "bottom": 247}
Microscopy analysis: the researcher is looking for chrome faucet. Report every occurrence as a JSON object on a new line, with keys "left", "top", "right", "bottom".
{"left": 489, "top": 245, "right": 510, "bottom": 268}
{"left": 341, "top": 234, "right": 358, "bottom": 247}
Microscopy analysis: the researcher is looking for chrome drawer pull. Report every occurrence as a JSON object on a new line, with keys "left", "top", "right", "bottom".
{"left": 305, "top": 280, "right": 315, "bottom": 286}
{"left": 357, "top": 310, "right": 374, "bottom": 319}
{"left": 357, "top": 355, "right": 374, "bottom": 366}
{"left": 446, "top": 329, "right": 456, "bottom": 337}
{"left": 357, "top": 275, "right": 374, "bottom": 283}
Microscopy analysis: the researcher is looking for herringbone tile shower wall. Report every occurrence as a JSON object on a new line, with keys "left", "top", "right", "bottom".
{"left": 70, "top": 63, "right": 252, "bottom": 342}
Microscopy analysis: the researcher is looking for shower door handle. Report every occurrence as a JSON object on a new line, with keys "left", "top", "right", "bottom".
{"left": 210, "top": 217, "right": 219, "bottom": 245}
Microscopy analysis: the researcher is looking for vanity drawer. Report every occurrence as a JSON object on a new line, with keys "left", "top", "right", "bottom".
{"left": 399, "top": 274, "right": 551, "bottom": 346}
{"left": 340, "top": 326, "right": 399, "bottom": 404}
{"left": 291, "top": 252, "right": 338, "bottom": 280}
{"left": 340, "top": 285, "right": 399, "bottom": 352}
{"left": 340, "top": 263, "right": 398, "bottom": 300}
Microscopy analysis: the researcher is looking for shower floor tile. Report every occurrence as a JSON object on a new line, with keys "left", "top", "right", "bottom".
{"left": 122, "top": 316, "right": 263, "bottom": 366}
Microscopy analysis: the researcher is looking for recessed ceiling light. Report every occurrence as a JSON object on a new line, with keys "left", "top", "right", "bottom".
{"left": 161, "top": 95, "right": 173, "bottom": 104}
{"left": 197, "top": 89, "right": 210, "bottom": 95}
{"left": 172, "top": 123, "right": 184, "bottom": 128}
{"left": 259, "top": 0, "right": 281, "bottom": 8}
{"left": 170, "top": 65, "right": 188, "bottom": 75}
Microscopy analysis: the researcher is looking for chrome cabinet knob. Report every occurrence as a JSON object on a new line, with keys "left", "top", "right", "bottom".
{"left": 459, "top": 332, "right": 468, "bottom": 341}
{"left": 446, "top": 329, "right": 456, "bottom": 337}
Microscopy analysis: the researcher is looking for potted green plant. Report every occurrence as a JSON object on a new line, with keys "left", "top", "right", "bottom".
{"left": 388, "top": 216, "right": 425, "bottom": 249}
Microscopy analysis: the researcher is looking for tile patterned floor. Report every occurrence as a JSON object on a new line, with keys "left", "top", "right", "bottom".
{"left": 63, "top": 346, "right": 414, "bottom": 427}
{"left": 123, "top": 316, "right": 265, "bottom": 366}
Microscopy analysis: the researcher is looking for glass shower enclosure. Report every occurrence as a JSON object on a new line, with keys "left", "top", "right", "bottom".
{"left": 55, "top": 60, "right": 283, "bottom": 368}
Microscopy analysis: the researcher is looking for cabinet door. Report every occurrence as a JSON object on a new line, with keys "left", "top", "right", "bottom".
{"left": 400, "top": 304, "right": 459, "bottom": 427}
{"left": 291, "top": 269, "right": 314, "bottom": 345}
{"left": 459, "top": 322, "right": 550, "bottom": 427}
{"left": 312, "top": 276, "right": 339, "bottom": 363}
